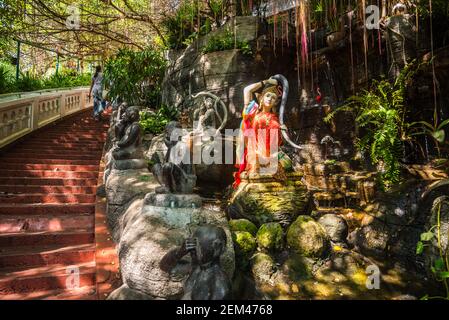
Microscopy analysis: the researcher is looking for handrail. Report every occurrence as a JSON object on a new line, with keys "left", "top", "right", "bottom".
{"left": 0, "top": 87, "right": 92, "bottom": 149}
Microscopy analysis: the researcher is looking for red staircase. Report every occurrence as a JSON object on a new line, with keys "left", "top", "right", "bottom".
{"left": 0, "top": 111, "right": 109, "bottom": 300}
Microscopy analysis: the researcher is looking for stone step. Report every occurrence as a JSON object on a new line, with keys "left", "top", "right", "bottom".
{"left": 0, "top": 153, "right": 102, "bottom": 160}
{"left": 0, "top": 243, "right": 96, "bottom": 269}
{"left": 18, "top": 142, "right": 102, "bottom": 149}
{"left": 312, "top": 191, "right": 360, "bottom": 209}
{"left": 304, "top": 171, "right": 376, "bottom": 192}
{"left": 0, "top": 158, "right": 100, "bottom": 165}
{"left": 0, "top": 204, "right": 95, "bottom": 215}
{"left": 0, "top": 164, "right": 99, "bottom": 171}
{"left": 0, "top": 170, "right": 98, "bottom": 179}
{"left": 0, "top": 193, "right": 96, "bottom": 204}
{"left": 0, "top": 262, "right": 96, "bottom": 295}
{"left": 0, "top": 284, "right": 97, "bottom": 300}
{"left": 0, "top": 231, "right": 94, "bottom": 247}
{"left": 4, "top": 149, "right": 103, "bottom": 156}
{"left": 0, "top": 185, "right": 96, "bottom": 194}
{"left": 0, "top": 177, "right": 98, "bottom": 186}
{"left": 0, "top": 214, "right": 94, "bottom": 234}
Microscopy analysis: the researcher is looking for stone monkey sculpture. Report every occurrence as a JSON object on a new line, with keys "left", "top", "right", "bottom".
{"left": 159, "top": 225, "right": 232, "bottom": 300}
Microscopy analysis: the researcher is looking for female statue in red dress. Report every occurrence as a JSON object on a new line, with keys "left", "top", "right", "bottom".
{"left": 234, "top": 77, "right": 285, "bottom": 187}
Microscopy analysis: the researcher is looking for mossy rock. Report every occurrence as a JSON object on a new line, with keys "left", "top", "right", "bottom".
{"left": 281, "top": 253, "right": 314, "bottom": 281}
{"left": 231, "top": 178, "right": 309, "bottom": 226}
{"left": 251, "top": 252, "right": 276, "bottom": 284}
{"left": 229, "top": 219, "right": 258, "bottom": 236}
{"left": 256, "top": 222, "right": 283, "bottom": 251}
{"left": 232, "top": 231, "right": 257, "bottom": 268}
{"left": 287, "top": 215, "right": 329, "bottom": 258}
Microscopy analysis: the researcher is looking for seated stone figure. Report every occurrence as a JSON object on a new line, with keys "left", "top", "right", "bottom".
{"left": 192, "top": 97, "right": 217, "bottom": 133}
{"left": 112, "top": 106, "right": 143, "bottom": 161}
{"left": 159, "top": 225, "right": 232, "bottom": 300}
{"left": 151, "top": 121, "right": 196, "bottom": 194}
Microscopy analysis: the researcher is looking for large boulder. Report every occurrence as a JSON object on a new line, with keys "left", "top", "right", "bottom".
{"left": 107, "top": 284, "right": 155, "bottom": 300}
{"left": 287, "top": 215, "right": 329, "bottom": 258}
{"left": 105, "top": 169, "right": 157, "bottom": 242}
{"left": 117, "top": 203, "right": 235, "bottom": 299}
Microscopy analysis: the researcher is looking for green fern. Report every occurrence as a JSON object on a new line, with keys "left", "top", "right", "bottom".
{"left": 324, "top": 62, "right": 421, "bottom": 190}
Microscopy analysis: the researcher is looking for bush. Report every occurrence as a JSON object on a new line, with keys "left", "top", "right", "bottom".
{"left": 0, "top": 63, "right": 91, "bottom": 94}
{"left": 0, "top": 62, "right": 14, "bottom": 94}
{"left": 139, "top": 105, "right": 178, "bottom": 135}
{"left": 104, "top": 47, "right": 166, "bottom": 108}
{"left": 202, "top": 30, "right": 252, "bottom": 55}
{"left": 14, "top": 71, "right": 43, "bottom": 92}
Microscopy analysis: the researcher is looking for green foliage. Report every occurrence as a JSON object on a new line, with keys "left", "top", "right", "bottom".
{"left": 139, "top": 105, "right": 178, "bottom": 135}
{"left": 103, "top": 47, "right": 166, "bottom": 108}
{"left": 43, "top": 70, "right": 91, "bottom": 89}
{"left": 14, "top": 71, "right": 43, "bottom": 92}
{"left": 162, "top": 0, "right": 215, "bottom": 50}
{"left": 0, "top": 62, "right": 91, "bottom": 94}
{"left": 416, "top": 196, "right": 449, "bottom": 300}
{"left": 324, "top": 63, "right": 419, "bottom": 190}
{"left": 202, "top": 30, "right": 252, "bottom": 55}
{"left": 416, "top": 0, "right": 449, "bottom": 18}
{"left": 0, "top": 62, "right": 15, "bottom": 94}
{"left": 409, "top": 118, "right": 449, "bottom": 157}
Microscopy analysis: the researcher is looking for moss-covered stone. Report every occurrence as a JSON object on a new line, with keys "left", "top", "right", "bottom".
{"left": 232, "top": 231, "right": 257, "bottom": 268}
{"left": 251, "top": 252, "right": 276, "bottom": 284}
{"left": 230, "top": 173, "right": 309, "bottom": 226}
{"left": 287, "top": 215, "right": 329, "bottom": 258}
{"left": 229, "top": 219, "right": 258, "bottom": 236}
{"left": 256, "top": 222, "right": 283, "bottom": 251}
{"left": 281, "top": 253, "right": 314, "bottom": 281}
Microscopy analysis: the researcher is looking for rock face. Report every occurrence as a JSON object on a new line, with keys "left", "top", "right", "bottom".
{"left": 161, "top": 16, "right": 299, "bottom": 130}
{"left": 287, "top": 215, "right": 329, "bottom": 258}
{"left": 105, "top": 169, "right": 158, "bottom": 241}
{"left": 230, "top": 172, "right": 309, "bottom": 227}
{"left": 318, "top": 214, "right": 349, "bottom": 243}
{"left": 118, "top": 204, "right": 235, "bottom": 299}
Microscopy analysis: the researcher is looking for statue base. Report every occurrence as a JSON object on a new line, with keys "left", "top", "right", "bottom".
{"left": 144, "top": 192, "right": 202, "bottom": 208}
{"left": 229, "top": 171, "right": 310, "bottom": 227}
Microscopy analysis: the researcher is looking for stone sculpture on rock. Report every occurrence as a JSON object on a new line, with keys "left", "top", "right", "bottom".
{"left": 104, "top": 105, "right": 147, "bottom": 183}
{"left": 151, "top": 121, "right": 197, "bottom": 195}
{"left": 147, "top": 120, "right": 205, "bottom": 209}
{"left": 159, "top": 224, "right": 232, "bottom": 300}
{"left": 385, "top": 3, "right": 417, "bottom": 77}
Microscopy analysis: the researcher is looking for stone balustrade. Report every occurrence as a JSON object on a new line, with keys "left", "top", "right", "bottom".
{"left": 0, "top": 87, "right": 92, "bottom": 148}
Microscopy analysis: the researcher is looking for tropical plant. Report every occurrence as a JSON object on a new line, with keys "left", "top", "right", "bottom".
{"left": 103, "top": 47, "right": 166, "bottom": 108}
{"left": 202, "top": 30, "right": 252, "bottom": 55}
{"left": 14, "top": 71, "right": 43, "bottom": 92}
{"left": 324, "top": 62, "right": 419, "bottom": 190}
{"left": 409, "top": 117, "right": 449, "bottom": 157}
{"left": 416, "top": 194, "right": 449, "bottom": 300}
{"left": 139, "top": 105, "right": 178, "bottom": 135}
{"left": 0, "top": 62, "right": 14, "bottom": 94}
